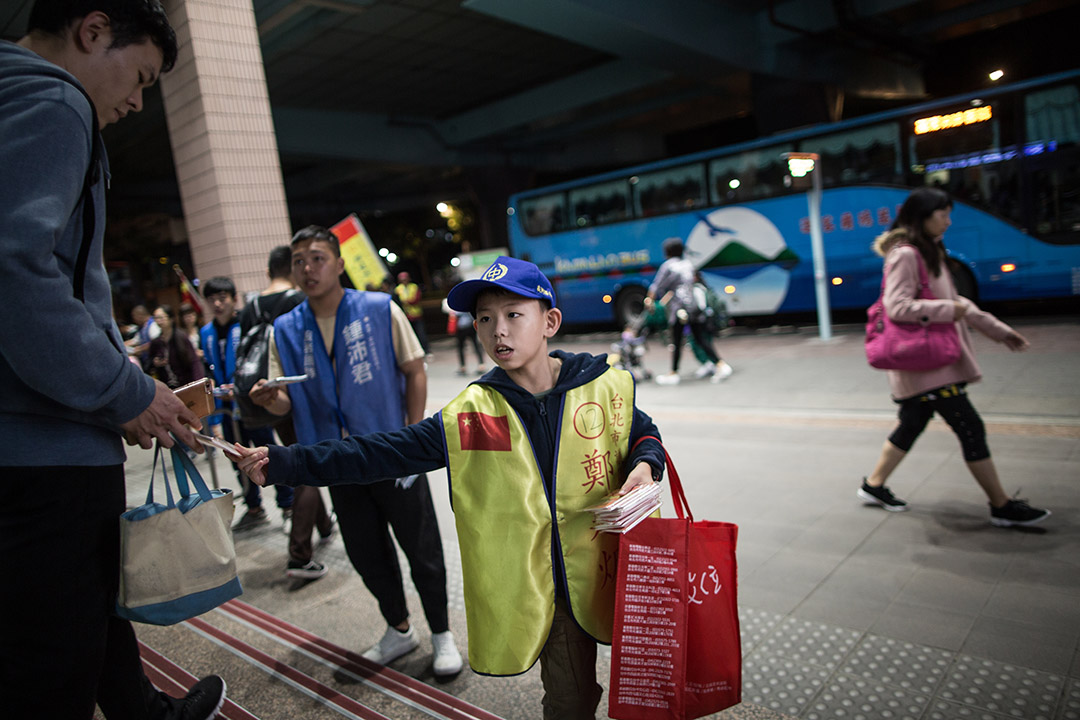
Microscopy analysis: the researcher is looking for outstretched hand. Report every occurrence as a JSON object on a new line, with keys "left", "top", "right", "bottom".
{"left": 230, "top": 444, "right": 270, "bottom": 485}
{"left": 619, "top": 461, "right": 656, "bottom": 495}
{"left": 1003, "top": 330, "right": 1030, "bottom": 352}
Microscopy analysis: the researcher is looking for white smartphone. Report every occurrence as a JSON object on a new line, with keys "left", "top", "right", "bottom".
{"left": 263, "top": 374, "right": 309, "bottom": 388}
{"left": 193, "top": 432, "right": 241, "bottom": 458}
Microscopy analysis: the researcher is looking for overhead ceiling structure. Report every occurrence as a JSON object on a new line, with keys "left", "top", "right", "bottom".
{"left": 2, "top": 0, "right": 1078, "bottom": 230}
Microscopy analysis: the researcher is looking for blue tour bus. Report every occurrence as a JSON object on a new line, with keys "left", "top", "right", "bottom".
{"left": 506, "top": 69, "right": 1080, "bottom": 326}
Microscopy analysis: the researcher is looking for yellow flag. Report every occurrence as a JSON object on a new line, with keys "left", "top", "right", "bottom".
{"left": 330, "top": 214, "right": 387, "bottom": 290}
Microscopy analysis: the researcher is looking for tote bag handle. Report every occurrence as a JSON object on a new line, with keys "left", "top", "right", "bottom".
{"left": 143, "top": 442, "right": 178, "bottom": 509}
{"left": 168, "top": 439, "right": 215, "bottom": 503}
{"left": 632, "top": 435, "right": 693, "bottom": 522}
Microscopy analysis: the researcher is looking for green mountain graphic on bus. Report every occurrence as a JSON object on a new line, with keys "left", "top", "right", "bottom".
{"left": 698, "top": 241, "right": 800, "bottom": 278}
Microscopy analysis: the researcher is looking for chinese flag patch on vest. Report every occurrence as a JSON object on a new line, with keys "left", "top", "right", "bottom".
{"left": 458, "top": 412, "right": 512, "bottom": 452}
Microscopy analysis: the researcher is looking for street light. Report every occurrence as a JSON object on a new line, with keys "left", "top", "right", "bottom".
{"left": 782, "top": 152, "right": 832, "bottom": 341}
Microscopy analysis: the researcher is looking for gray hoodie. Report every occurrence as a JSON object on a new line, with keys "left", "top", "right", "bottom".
{"left": 0, "top": 41, "right": 155, "bottom": 465}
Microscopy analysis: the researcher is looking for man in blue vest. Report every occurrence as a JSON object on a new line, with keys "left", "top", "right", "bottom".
{"left": 199, "top": 276, "right": 293, "bottom": 530}
{"left": 249, "top": 225, "right": 462, "bottom": 677}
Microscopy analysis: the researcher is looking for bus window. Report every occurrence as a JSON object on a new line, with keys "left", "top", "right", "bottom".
{"left": 800, "top": 122, "right": 902, "bottom": 188}
{"left": 708, "top": 144, "right": 794, "bottom": 204}
{"left": 909, "top": 98, "right": 1020, "bottom": 220}
{"left": 631, "top": 164, "right": 706, "bottom": 217}
{"left": 570, "top": 179, "right": 630, "bottom": 228}
{"left": 519, "top": 192, "right": 567, "bottom": 236}
{"left": 1025, "top": 84, "right": 1080, "bottom": 238}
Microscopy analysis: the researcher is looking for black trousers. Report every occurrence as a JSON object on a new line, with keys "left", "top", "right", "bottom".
{"left": 0, "top": 465, "right": 169, "bottom": 719}
{"left": 670, "top": 317, "right": 719, "bottom": 372}
{"left": 329, "top": 475, "right": 449, "bottom": 632}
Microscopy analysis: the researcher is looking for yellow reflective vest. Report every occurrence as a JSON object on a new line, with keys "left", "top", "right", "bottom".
{"left": 441, "top": 367, "right": 635, "bottom": 675}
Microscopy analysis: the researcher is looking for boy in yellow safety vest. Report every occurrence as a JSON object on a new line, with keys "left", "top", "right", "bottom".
{"left": 234, "top": 256, "right": 666, "bottom": 718}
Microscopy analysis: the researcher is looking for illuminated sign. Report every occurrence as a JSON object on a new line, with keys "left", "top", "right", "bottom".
{"left": 914, "top": 106, "right": 992, "bottom": 135}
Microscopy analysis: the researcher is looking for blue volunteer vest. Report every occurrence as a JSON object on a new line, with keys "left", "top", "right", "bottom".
{"left": 200, "top": 320, "right": 240, "bottom": 425}
{"left": 274, "top": 290, "right": 404, "bottom": 444}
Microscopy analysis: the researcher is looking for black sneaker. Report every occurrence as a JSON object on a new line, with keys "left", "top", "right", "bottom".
{"left": 165, "top": 675, "right": 226, "bottom": 720}
{"left": 990, "top": 499, "right": 1050, "bottom": 527}
{"left": 232, "top": 507, "right": 269, "bottom": 531}
{"left": 286, "top": 559, "right": 328, "bottom": 580}
{"left": 858, "top": 480, "right": 909, "bottom": 512}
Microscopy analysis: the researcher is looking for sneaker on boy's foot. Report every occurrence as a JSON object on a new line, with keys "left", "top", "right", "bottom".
{"left": 857, "top": 480, "right": 908, "bottom": 512}
{"left": 990, "top": 499, "right": 1050, "bottom": 527}
{"left": 285, "top": 559, "right": 328, "bottom": 580}
{"left": 317, "top": 523, "right": 336, "bottom": 546}
{"left": 712, "top": 361, "right": 734, "bottom": 382}
{"left": 362, "top": 625, "right": 419, "bottom": 665}
{"left": 694, "top": 361, "right": 717, "bottom": 379}
{"left": 232, "top": 507, "right": 269, "bottom": 531}
{"left": 164, "top": 675, "right": 226, "bottom": 720}
{"left": 655, "top": 372, "right": 680, "bottom": 386}
{"left": 431, "top": 630, "right": 463, "bottom": 677}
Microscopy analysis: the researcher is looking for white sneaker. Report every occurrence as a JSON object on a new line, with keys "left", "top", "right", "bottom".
{"left": 694, "top": 361, "right": 716, "bottom": 379}
{"left": 655, "top": 372, "right": 680, "bottom": 386}
{"left": 431, "top": 630, "right": 463, "bottom": 677}
{"left": 362, "top": 625, "right": 419, "bottom": 665}
{"left": 711, "top": 361, "right": 733, "bottom": 382}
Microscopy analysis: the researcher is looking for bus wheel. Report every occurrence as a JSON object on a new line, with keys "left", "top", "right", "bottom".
{"left": 948, "top": 259, "right": 979, "bottom": 302}
{"left": 614, "top": 286, "right": 648, "bottom": 327}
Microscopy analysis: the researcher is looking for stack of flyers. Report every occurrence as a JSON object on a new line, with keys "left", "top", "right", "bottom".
{"left": 585, "top": 483, "right": 662, "bottom": 534}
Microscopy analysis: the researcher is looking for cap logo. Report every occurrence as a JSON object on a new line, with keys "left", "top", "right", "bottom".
{"left": 481, "top": 263, "right": 508, "bottom": 282}
{"left": 536, "top": 285, "right": 552, "bottom": 298}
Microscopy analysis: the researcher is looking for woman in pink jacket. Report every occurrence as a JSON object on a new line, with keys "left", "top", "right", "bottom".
{"left": 858, "top": 188, "right": 1049, "bottom": 527}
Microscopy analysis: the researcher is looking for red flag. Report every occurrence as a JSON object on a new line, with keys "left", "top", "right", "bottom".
{"left": 173, "top": 265, "right": 205, "bottom": 316}
{"left": 458, "top": 412, "right": 511, "bottom": 452}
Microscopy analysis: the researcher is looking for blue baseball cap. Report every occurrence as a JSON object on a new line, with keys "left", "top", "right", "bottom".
{"left": 446, "top": 256, "right": 556, "bottom": 313}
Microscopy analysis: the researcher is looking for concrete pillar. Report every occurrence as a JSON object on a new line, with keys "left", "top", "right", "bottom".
{"left": 159, "top": 0, "right": 291, "bottom": 299}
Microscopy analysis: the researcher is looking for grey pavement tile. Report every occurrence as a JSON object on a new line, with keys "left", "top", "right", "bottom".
{"left": 961, "top": 617, "right": 1076, "bottom": 675}
{"left": 754, "top": 617, "right": 862, "bottom": 671}
{"left": 1073, "top": 649, "right": 1080, "bottom": 680}
{"left": 1058, "top": 679, "right": 1080, "bottom": 720}
{"left": 742, "top": 549, "right": 844, "bottom": 596}
{"left": 789, "top": 514, "right": 883, "bottom": 559}
{"left": 937, "top": 654, "right": 1064, "bottom": 720}
{"left": 981, "top": 583, "right": 1080, "bottom": 638}
{"left": 924, "top": 698, "right": 1025, "bottom": 719}
{"left": 803, "top": 671, "right": 931, "bottom": 720}
{"left": 791, "top": 587, "right": 891, "bottom": 632}
{"left": 892, "top": 569, "right": 997, "bottom": 616}
{"left": 908, "top": 547, "right": 1010, "bottom": 585}
{"left": 838, "top": 634, "right": 955, "bottom": 696}
{"left": 812, "top": 557, "right": 919, "bottom": 606}
{"left": 871, "top": 600, "right": 975, "bottom": 652}
{"left": 741, "top": 652, "right": 831, "bottom": 717}
{"left": 739, "top": 584, "right": 811, "bottom": 617}
{"left": 739, "top": 606, "right": 785, "bottom": 656}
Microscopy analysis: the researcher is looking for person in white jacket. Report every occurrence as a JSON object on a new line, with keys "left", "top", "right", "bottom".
{"left": 857, "top": 188, "right": 1049, "bottom": 528}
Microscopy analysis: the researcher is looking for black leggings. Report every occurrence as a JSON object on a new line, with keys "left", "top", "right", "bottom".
{"left": 670, "top": 317, "right": 718, "bottom": 372}
{"left": 888, "top": 383, "right": 990, "bottom": 462}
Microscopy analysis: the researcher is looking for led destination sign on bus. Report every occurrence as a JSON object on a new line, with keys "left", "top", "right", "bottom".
{"left": 914, "top": 106, "right": 992, "bottom": 135}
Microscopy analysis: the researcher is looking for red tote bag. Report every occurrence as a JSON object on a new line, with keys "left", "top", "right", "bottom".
{"left": 609, "top": 440, "right": 741, "bottom": 720}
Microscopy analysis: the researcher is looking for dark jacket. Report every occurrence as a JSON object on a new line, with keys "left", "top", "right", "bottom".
{"left": 265, "top": 350, "right": 665, "bottom": 492}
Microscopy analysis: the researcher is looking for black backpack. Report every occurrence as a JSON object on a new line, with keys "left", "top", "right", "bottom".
{"left": 233, "top": 292, "right": 300, "bottom": 429}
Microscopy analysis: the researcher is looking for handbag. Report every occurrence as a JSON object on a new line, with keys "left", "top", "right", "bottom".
{"left": 609, "top": 439, "right": 741, "bottom": 720}
{"left": 116, "top": 442, "right": 242, "bottom": 625}
{"left": 865, "top": 248, "right": 962, "bottom": 371}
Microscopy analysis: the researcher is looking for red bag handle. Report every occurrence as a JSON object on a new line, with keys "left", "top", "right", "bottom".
{"left": 632, "top": 436, "right": 693, "bottom": 522}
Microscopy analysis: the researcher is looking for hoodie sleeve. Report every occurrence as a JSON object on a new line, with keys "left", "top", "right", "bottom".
{"left": 265, "top": 414, "right": 447, "bottom": 487}
{"left": 0, "top": 88, "right": 155, "bottom": 426}
{"left": 628, "top": 406, "right": 665, "bottom": 481}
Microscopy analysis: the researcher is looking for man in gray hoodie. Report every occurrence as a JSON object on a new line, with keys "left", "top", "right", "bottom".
{"left": 0, "top": 2, "right": 224, "bottom": 718}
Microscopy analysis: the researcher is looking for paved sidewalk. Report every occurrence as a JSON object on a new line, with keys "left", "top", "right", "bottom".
{"left": 124, "top": 316, "right": 1080, "bottom": 720}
